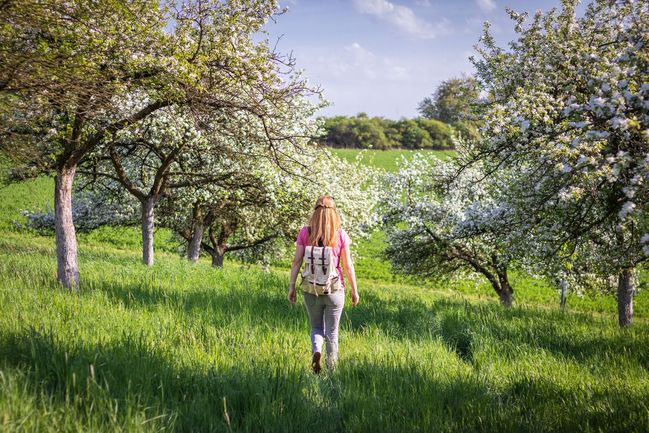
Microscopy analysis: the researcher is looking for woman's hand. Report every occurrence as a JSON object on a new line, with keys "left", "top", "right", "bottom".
{"left": 351, "top": 290, "right": 360, "bottom": 306}
{"left": 288, "top": 286, "right": 297, "bottom": 304}
{"left": 288, "top": 244, "right": 304, "bottom": 305}
{"left": 341, "top": 244, "right": 359, "bottom": 307}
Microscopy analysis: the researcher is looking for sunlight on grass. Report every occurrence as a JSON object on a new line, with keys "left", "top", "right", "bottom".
{"left": 328, "top": 148, "right": 456, "bottom": 172}
{"left": 0, "top": 167, "right": 648, "bottom": 432}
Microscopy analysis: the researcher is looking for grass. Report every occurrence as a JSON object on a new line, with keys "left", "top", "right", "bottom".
{"left": 1, "top": 159, "right": 648, "bottom": 432}
{"left": 329, "top": 148, "right": 455, "bottom": 172}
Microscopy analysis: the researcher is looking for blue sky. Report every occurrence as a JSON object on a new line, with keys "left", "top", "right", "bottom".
{"left": 263, "top": 0, "right": 565, "bottom": 119}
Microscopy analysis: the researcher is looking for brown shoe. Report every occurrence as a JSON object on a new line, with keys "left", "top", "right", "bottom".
{"left": 312, "top": 352, "right": 322, "bottom": 374}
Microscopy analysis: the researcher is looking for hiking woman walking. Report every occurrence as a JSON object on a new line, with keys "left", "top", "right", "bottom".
{"left": 288, "top": 195, "right": 360, "bottom": 373}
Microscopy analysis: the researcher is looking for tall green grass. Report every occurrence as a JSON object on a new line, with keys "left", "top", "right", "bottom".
{"left": 1, "top": 160, "right": 648, "bottom": 432}
{"left": 329, "top": 148, "right": 455, "bottom": 172}
{"left": 1, "top": 236, "right": 648, "bottom": 432}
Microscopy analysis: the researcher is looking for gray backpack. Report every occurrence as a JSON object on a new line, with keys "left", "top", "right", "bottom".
{"left": 300, "top": 243, "right": 341, "bottom": 296}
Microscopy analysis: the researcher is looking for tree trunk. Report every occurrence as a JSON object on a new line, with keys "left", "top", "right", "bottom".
{"left": 559, "top": 279, "right": 568, "bottom": 312}
{"left": 617, "top": 268, "right": 635, "bottom": 328}
{"left": 54, "top": 166, "right": 80, "bottom": 290}
{"left": 211, "top": 247, "right": 226, "bottom": 268}
{"left": 498, "top": 282, "right": 513, "bottom": 308}
{"left": 496, "top": 269, "right": 513, "bottom": 308}
{"left": 141, "top": 196, "right": 156, "bottom": 266}
{"left": 188, "top": 223, "right": 204, "bottom": 263}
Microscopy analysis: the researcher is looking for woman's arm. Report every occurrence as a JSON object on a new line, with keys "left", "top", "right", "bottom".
{"left": 341, "top": 245, "right": 360, "bottom": 306}
{"left": 288, "top": 244, "right": 305, "bottom": 304}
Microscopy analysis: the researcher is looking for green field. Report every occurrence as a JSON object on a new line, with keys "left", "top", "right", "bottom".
{"left": 329, "top": 148, "right": 455, "bottom": 172}
{"left": 1, "top": 168, "right": 648, "bottom": 432}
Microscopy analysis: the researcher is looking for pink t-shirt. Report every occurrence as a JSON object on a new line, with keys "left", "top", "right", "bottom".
{"left": 296, "top": 226, "right": 351, "bottom": 288}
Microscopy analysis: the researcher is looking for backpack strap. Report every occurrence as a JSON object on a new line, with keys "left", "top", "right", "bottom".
{"left": 306, "top": 226, "right": 344, "bottom": 273}
{"left": 337, "top": 229, "right": 343, "bottom": 269}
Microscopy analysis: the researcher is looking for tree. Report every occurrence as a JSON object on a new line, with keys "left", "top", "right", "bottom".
{"left": 418, "top": 76, "right": 481, "bottom": 124}
{"left": 381, "top": 153, "right": 515, "bottom": 307}
{"left": 167, "top": 147, "right": 381, "bottom": 268}
{"left": 179, "top": 172, "right": 306, "bottom": 267}
{"left": 81, "top": 105, "right": 213, "bottom": 265}
{"left": 464, "top": 0, "right": 648, "bottom": 326}
{"left": 415, "top": 118, "right": 455, "bottom": 150}
{"left": 1, "top": 0, "right": 169, "bottom": 288}
{"left": 174, "top": 92, "right": 325, "bottom": 266}
{"left": 162, "top": 150, "right": 304, "bottom": 268}
{"left": 399, "top": 120, "right": 433, "bottom": 150}
{"left": 319, "top": 115, "right": 454, "bottom": 149}
{"left": 0, "top": 0, "right": 316, "bottom": 287}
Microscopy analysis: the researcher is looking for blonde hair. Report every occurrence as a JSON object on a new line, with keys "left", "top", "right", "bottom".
{"left": 307, "top": 195, "right": 341, "bottom": 247}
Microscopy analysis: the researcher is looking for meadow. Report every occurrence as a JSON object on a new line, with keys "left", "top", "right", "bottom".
{"left": 328, "top": 148, "right": 455, "bottom": 172}
{"left": 1, "top": 153, "right": 648, "bottom": 432}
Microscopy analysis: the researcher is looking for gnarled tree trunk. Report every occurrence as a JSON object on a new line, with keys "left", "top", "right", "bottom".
{"left": 468, "top": 255, "right": 513, "bottom": 309}
{"left": 54, "top": 166, "right": 80, "bottom": 290}
{"left": 498, "top": 280, "right": 513, "bottom": 308}
{"left": 617, "top": 268, "right": 635, "bottom": 328}
{"left": 187, "top": 204, "right": 209, "bottom": 263}
{"left": 211, "top": 246, "right": 226, "bottom": 268}
{"left": 496, "top": 269, "right": 513, "bottom": 308}
{"left": 206, "top": 222, "right": 234, "bottom": 268}
{"left": 141, "top": 196, "right": 156, "bottom": 266}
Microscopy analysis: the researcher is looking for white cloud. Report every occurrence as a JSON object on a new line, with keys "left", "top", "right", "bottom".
{"left": 346, "top": 42, "right": 376, "bottom": 61}
{"left": 314, "top": 42, "right": 410, "bottom": 82}
{"left": 343, "top": 42, "right": 378, "bottom": 79}
{"left": 353, "top": 0, "right": 449, "bottom": 39}
{"left": 476, "top": 0, "right": 496, "bottom": 12}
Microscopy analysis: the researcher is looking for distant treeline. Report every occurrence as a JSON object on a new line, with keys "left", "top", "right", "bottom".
{"left": 317, "top": 113, "right": 479, "bottom": 150}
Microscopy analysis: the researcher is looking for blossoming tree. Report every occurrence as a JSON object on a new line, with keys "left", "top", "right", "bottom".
{"left": 167, "top": 145, "right": 381, "bottom": 268}
{"left": 0, "top": 0, "right": 316, "bottom": 287}
{"left": 464, "top": 0, "right": 648, "bottom": 325}
{"left": 381, "top": 153, "right": 515, "bottom": 307}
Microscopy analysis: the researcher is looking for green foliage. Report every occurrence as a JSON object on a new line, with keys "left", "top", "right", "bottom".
{"left": 399, "top": 119, "right": 432, "bottom": 149}
{"left": 319, "top": 114, "right": 457, "bottom": 150}
{"left": 418, "top": 76, "right": 483, "bottom": 142}
{"left": 321, "top": 115, "right": 390, "bottom": 150}
{"left": 451, "top": 119, "right": 481, "bottom": 142}
{"left": 414, "top": 118, "right": 456, "bottom": 149}
{"left": 418, "top": 76, "right": 481, "bottom": 124}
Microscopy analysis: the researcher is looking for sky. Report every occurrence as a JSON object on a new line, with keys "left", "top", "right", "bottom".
{"left": 262, "top": 0, "right": 566, "bottom": 119}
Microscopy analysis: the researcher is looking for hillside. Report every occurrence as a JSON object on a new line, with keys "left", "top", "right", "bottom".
{"left": 0, "top": 172, "right": 648, "bottom": 433}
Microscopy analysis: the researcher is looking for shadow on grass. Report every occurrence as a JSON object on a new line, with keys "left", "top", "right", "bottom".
{"left": 345, "top": 292, "right": 649, "bottom": 368}
{"left": 92, "top": 276, "right": 649, "bottom": 369}
{"left": 4, "top": 235, "right": 649, "bottom": 372}
{"left": 1, "top": 327, "right": 647, "bottom": 433}
{"left": 337, "top": 358, "right": 649, "bottom": 433}
{"left": 0, "top": 327, "right": 336, "bottom": 433}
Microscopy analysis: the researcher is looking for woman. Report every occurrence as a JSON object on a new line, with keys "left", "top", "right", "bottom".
{"left": 288, "top": 195, "right": 360, "bottom": 373}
